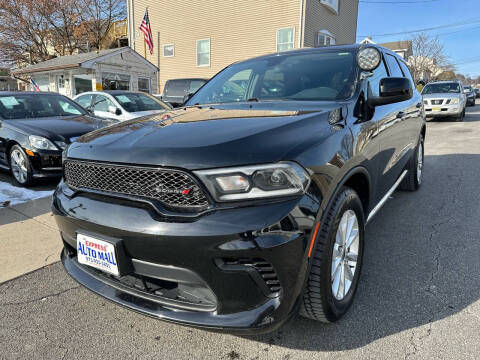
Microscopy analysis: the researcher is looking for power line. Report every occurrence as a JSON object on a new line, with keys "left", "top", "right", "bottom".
{"left": 357, "top": 16, "right": 480, "bottom": 38}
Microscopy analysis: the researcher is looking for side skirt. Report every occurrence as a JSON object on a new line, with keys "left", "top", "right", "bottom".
{"left": 366, "top": 170, "right": 408, "bottom": 224}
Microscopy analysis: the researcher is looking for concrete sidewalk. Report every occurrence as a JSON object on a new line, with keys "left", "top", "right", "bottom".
{"left": 0, "top": 196, "right": 62, "bottom": 283}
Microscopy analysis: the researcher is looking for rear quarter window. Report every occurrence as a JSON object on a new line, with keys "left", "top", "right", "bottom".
{"left": 384, "top": 54, "right": 403, "bottom": 77}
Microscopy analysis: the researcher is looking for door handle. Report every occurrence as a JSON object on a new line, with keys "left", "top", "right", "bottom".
{"left": 396, "top": 111, "right": 406, "bottom": 118}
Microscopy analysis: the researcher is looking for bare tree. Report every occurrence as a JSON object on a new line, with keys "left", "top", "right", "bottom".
{"left": 409, "top": 33, "right": 454, "bottom": 84}
{"left": 0, "top": 0, "right": 126, "bottom": 67}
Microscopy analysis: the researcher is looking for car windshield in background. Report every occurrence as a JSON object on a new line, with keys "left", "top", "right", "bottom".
{"left": 0, "top": 94, "right": 87, "bottom": 120}
{"left": 422, "top": 83, "right": 461, "bottom": 94}
{"left": 187, "top": 51, "right": 357, "bottom": 104}
{"left": 113, "top": 93, "right": 171, "bottom": 112}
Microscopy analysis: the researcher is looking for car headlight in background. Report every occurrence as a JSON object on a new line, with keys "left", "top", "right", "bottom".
{"left": 450, "top": 98, "right": 460, "bottom": 105}
{"left": 194, "top": 162, "right": 310, "bottom": 201}
{"left": 28, "top": 135, "right": 58, "bottom": 150}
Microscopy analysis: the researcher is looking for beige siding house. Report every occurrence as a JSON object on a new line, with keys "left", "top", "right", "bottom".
{"left": 127, "top": 0, "right": 359, "bottom": 93}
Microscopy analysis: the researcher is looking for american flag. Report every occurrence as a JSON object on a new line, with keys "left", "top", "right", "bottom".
{"left": 29, "top": 77, "right": 40, "bottom": 92}
{"left": 139, "top": 8, "right": 154, "bottom": 55}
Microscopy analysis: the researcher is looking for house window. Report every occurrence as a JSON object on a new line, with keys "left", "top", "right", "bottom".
{"left": 138, "top": 78, "right": 150, "bottom": 93}
{"left": 277, "top": 27, "right": 295, "bottom": 52}
{"left": 102, "top": 72, "right": 130, "bottom": 90}
{"left": 316, "top": 30, "right": 336, "bottom": 47}
{"left": 163, "top": 44, "right": 174, "bottom": 57}
{"left": 320, "top": 0, "right": 339, "bottom": 13}
{"left": 197, "top": 39, "right": 210, "bottom": 67}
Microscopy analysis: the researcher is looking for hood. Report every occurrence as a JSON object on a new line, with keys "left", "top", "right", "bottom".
{"left": 67, "top": 102, "right": 341, "bottom": 169}
{"left": 6, "top": 115, "right": 114, "bottom": 143}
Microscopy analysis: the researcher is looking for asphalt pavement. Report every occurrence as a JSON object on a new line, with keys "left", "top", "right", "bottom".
{"left": 1, "top": 102, "right": 479, "bottom": 359}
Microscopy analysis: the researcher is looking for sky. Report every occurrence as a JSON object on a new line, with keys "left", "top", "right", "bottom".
{"left": 356, "top": 0, "right": 480, "bottom": 78}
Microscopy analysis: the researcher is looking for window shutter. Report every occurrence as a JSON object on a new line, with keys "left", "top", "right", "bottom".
{"left": 314, "top": 31, "right": 319, "bottom": 47}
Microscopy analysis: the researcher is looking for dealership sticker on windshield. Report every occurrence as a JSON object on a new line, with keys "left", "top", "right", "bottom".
{"left": 77, "top": 233, "right": 119, "bottom": 276}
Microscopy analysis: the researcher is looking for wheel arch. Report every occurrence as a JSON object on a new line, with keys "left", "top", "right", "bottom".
{"left": 320, "top": 166, "right": 372, "bottom": 224}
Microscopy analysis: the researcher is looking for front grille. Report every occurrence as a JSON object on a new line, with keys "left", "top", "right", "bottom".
{"left": 64, "top": 160, "right": 209, "bottom": 210}
{"left": 431, "top": 99, "right": 444, "bottom": 105}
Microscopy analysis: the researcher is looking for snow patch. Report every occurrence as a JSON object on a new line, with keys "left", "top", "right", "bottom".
{"left": 0, "top": 181, "right": 54, "bottom": 207}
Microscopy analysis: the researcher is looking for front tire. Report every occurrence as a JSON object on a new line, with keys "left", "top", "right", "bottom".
{"left": 455, "top": 109, "right": 465, "bottom": 122}
{"left": 301, "top": 187, "right": 365, "bottom": 323}
{"left": 9, "top": 145, "right": 34, "bottom": 187}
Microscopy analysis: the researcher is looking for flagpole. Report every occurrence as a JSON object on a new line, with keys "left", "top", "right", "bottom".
{"left": 144, "top": 7, "right": 148, "bottom": 59}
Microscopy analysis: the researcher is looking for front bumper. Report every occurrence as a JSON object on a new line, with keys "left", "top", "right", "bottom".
{"left": 424, "top": 105, "right": 463, "bottom": 117}
{"left": 52, "top": 181, "right": 320, "bottom": 334}
{"left": 29, "top": 149, "right": 63, "bottom": 178}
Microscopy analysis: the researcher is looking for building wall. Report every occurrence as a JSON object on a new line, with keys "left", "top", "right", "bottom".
{"left": 131, "top": 0, "right": 302, "bottom": 92}
{"left": 130, "top": 0, "right": 358, "bottom": 93}
{"left": 303, "top": 0, "right": 358, "bottom": 47}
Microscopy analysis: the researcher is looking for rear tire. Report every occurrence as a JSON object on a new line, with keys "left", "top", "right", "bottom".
{"left": 301, "top": 187, "right": 365, "bottom": 323}
{"left": 399, "top": 135, "right": 424, "bottom": 191}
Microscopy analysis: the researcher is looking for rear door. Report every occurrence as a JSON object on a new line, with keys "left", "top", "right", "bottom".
{"left": 375, "top": 53, "right": 422, "bottom": 197}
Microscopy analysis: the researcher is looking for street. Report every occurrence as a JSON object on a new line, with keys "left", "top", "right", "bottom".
{"left": 1, "top": 102, "right": 480, "bottom": 360}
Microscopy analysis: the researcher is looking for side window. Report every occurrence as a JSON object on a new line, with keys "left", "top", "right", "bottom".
{"left": 369, "top": 59, "right": 389, "bottom": 97}
{"left": 76, "top": 94, "right": 93, "bottom": 109}
{"left": 58, "top": 99, "right": 82, "bottom": 115}
{"left": 189, "top": 80, "right": 206, "bottom": 93}
{"left": 398, "top": 61, "right": 415, "bottom": 84}
{"left": 384, "top": 54, "right": 403, "bottom": 77}
{"left": 93, "top": 95, "right": 114, "bottom": 112}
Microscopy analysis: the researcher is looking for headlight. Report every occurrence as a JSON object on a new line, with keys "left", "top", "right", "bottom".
{"left": 194, "top": 162, "right": 310, "bottom": 201}
{"left": 28, "top": 135, "right": 58, "bottom": 150}
{"left": 450, "top": 98, "right": 460, "bottom": 105}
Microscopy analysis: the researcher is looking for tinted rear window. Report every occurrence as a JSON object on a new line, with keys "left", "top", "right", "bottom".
{"left": 164, "top": 80, "right": 188, "bottom": 96}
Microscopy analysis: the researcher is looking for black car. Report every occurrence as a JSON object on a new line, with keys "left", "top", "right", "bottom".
{"left": 464, "top": 85, "right": 476, "bottom": 106}
{"left": 0, "top": 92, "right": 111, "bottom": 186}
{"left": 53, "top": 45, "right": 425, "bottom": 334}
{"left": 160, "top": 78, "right": 208, "bottom": 107}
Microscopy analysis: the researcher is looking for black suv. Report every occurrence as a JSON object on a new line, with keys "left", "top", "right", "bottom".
{"left": 53, "top": 45, "right": 425, "bottom": 334}
{"left": 160, "top": 78, "right": 208, "bottom": 107}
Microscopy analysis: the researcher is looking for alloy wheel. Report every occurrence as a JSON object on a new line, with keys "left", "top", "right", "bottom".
{"left": 10, "top": 149, "right": 28, "bottom": 184}
{"left": 331, "top": 210, "right": 359, "bottom": 301}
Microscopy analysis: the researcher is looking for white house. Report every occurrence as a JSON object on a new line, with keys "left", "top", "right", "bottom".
{"left": 12, "top": 47, "right": 158, "bottom": 97}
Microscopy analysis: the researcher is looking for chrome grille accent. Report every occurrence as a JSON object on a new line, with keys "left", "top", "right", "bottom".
{"left": 64, "top": 160, "right": 209, "bottom": 210}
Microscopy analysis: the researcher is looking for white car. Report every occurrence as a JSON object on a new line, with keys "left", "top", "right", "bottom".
{"left": 74, "top": 91, "right": 172, "bottom": 122}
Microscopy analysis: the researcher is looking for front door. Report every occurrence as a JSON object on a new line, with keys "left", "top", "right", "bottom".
{"left": 56, "top": 75, "right": 67, "bottom": 96}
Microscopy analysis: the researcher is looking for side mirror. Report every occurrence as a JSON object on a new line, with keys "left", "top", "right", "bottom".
{"left": 108, "top": 105, "right": 122, "bottom": 116}
{"left": 368, "top": 77, "right": 413, "bottom": 107}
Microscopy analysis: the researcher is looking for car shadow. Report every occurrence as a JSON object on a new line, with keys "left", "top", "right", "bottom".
{"left": 243, "top": 153, "right": 480, "bottom": 351}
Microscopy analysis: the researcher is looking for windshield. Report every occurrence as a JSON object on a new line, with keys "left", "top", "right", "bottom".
{"left": 422, "top": 83, "right": 460, "bottom": 95}
{"left": 0, "top": 94, "right": 87, "bottom": 120}
{"left": 113, "top": 93, "right": 171, "bottom": 112}
{"left": 464, "top": 86, "right": 472, "bottom": 91}
{"left": 187, "top": 50, "right": 357, "bottom": 105}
